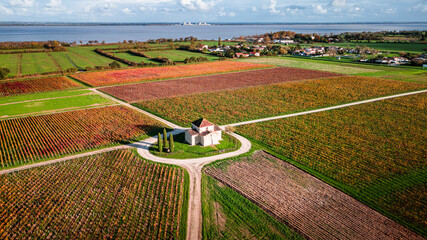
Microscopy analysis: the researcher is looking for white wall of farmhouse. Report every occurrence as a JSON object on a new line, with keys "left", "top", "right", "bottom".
{"left": 186, "top": 119, "right": 222, "bottom": 146}
{"left": 185, "top": 131, "right": 197, "bottom": 146}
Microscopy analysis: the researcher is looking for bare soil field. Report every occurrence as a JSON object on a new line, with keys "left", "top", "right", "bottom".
{"left": 204, "top": 151, "right": 423, "bottom": 240}
{"left": 71, "top": 61, "right": 272, "bottom": 87}
{"left": 99, "top": 67, "right": 342, "bottom": 102}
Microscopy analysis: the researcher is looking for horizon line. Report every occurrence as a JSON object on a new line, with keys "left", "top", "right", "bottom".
{"left": 1, "top": 21, "right": 427, "bottom": 26}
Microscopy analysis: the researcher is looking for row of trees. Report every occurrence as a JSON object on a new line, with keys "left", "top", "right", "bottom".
{"left": 158, "top": 129, "right": 174, "bottom": 153}
{"left": 183, "top": 56, "right": 209, "bottom": 63}
{"left": 0, "top": 41, "right": 67, "bottom": 51}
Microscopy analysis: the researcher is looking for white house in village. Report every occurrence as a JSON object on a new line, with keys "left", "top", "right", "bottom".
{"left": 185, "top": 118, "right": 222, "bottom": 146}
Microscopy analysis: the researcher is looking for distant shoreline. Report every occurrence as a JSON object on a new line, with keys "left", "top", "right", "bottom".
{"left": 1, "top": 22, "right": 427, "bottom": 27}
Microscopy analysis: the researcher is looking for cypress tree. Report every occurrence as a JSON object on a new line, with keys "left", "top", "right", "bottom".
{"left": 218, "top": 37, "right": 222, "bottom": 46}
{"left": 163, "top": 128, "right": 168, "bottom": 149}
{"left": 158, "top": 133, "right": 163, "bottom": 153}
{"left": 169, "top": 134, "right": 174, "bottom": 152}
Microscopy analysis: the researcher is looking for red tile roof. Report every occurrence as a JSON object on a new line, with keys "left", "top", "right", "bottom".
{"left": 192, "top": 118, "right": 215, "bottom": 128}
{"left": 187, "top": 129, "right": 199, "bottom": 136}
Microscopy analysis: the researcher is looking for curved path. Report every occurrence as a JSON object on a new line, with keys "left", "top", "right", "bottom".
{"left": 2, "top": 89, "right": 425, "bottom": 240}
{"left": 131, "top": 129, "right": 252, "bottom": 240}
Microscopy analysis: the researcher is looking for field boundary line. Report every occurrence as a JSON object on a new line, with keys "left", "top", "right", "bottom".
{"left": 17, "top": 53, "right": 22, "bottom": 77}
{"left": 46, "top": 52, "right": 62, "bottom": 72}
{"left": 91, "top": 88, "right": 183, "bottom": 129}
{"left": 1, "top": 103, "right": 120, "bottom": 120}
{"left": 0, "top": 145, "right": 131, "bottom": 175}
{"left": 0, "top": 92, "right": 95, "bottom": 106}
{"left": 226, "top": 89, "right": 427, "bottom": 127}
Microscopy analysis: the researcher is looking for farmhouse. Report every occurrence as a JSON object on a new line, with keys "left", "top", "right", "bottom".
{"left": 185, "top": 118, "right": 222, "bottom": 146}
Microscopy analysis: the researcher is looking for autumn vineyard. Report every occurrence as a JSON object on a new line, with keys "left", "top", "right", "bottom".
{"left": 72, "top": 61, "right": 272, "bottom": 87}
{"left": 0, "top": 41, "right": 426, "bottom": 240}
{"left": 0, "top": 106, "right": 165, "bottom": 168}
{"left": 0, "top": 150, "right": 188, "bottom": 239}
{"left": 0, "top": 76, "right": 80, "bottom": 97}
{"left": 135, "top": 75, "right": 426, "bottom": 126}
{"left": 203, "top": 151, "right": 423, "bottom": 240}
{"left": 100, "top": 67, "right": 342, "bottom": 102}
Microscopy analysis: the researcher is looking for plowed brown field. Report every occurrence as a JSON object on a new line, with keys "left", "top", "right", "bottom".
{"left": 204, "top": 151, "right": 423, "bottom": 240}
{"left": 100, "top": 67, "right": 342, "bottom": 102}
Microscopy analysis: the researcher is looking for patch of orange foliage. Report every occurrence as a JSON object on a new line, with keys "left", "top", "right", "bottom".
{"left": 71, "top": 61, "right": 273, "bottom": 87}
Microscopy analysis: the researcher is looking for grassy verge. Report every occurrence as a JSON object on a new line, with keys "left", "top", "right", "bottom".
{"left": 150, "top": 132, "right": 240, "bottom": 159}
{"left": 201, "top": 173, "right": 304, "bottom": 239}
{"left": 0, "top": 94, "right": 115, "bottom": 117}
{"left": 180, "top": 170, "right": 190, "bottom": 240}
{"left": 144, "top": 50, "right": 219, "bottom": 62}
{"left": 0, "top": 89, "right": 91, "bottom": 104}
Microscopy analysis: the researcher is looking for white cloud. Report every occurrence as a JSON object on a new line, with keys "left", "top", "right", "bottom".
{"left": 331, "top": 0, "right": 346, "bottom": 8}
{"left": 179, "top": 0, "right": 217, "bottom": 11}
{"left": 251, "top": 6, "right": 257, "bottom": 12}
{"left": 122, "top": 7, "right": 133, "bottom": 14}
{"left": 140, "top": 6, "right": 158, "bottom": 12}
{"left": 0, "top": 5, "right": 14, "bottom": 14}
{"left": 44, "top": 0, "right": 69, "bottom": 14}
{"left": 411, "top": 3, "right": 427, "bottom": 12}
{"left": 382, "top": 8, "right": 397, "bottom": 14}
{"left": 269, "top": 0, "right": 280, "bottom": 14}
{"left": 45, "top": 0, "right": 62, "bottom": 8}
{"left": 85, "top": 2, "right": 117, "bottom": 15}
{"left": 218, "top": 7, "right": 235, "bottom": 17}
{"left": 313, "top": 4, "right": 327, "bottom": 14}
{"left": 9, "top": 0, "right": 34, "bottom": 7}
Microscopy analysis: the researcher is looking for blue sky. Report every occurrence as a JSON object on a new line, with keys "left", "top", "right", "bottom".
{"left": 0, "top": 0, "right": 426, "bottom": 23}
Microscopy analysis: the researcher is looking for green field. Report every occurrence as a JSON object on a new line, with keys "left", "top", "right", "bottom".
{"left": 150, "top": 132, "right": 239, "bottom": 159}
{"left": 0, "top": 92, "right": 114, "bottom": 118}
{"left": 2, "top": 51, "right": 80, "bottom": 75}
{"left": 55, "top": 47, "right": 127, "bottom": 69}
{"left": 301, "top": 42, "right": 427, "bottom": 53}
{"left": 68, "top": 47, "right": 115, "bottom": 66}
{"left": 201, "top": 174, "right": 303, "bottom": 240}
{"left": 114, "top": 52, "right": 159, "bottom": 64}
{"left": 241, "top": 57, "right": 379, "bottom": 74}
{"left": 21, "top": 52, "right": 59, "bottom": 75}
{"left": 243, "top": 56, "right": 427, "bottom": 84}
{"left": 0, "top": 89, "right": 90, "bottom": 105}
{"left": 144, "top": 50, "right": 219, "bottom": 62}
{"left": 235, "top": 93, "right": 427, "bottom": 236}
{"left": 50, "top": 52, "right": 77, "bottom": 70}
{"left": 0, "top": 54, "right": 18, "bottom": 77}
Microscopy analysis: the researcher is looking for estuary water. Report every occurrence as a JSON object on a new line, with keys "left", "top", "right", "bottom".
{"left": 0, "top": 23, "right": 426, "bottom": 43}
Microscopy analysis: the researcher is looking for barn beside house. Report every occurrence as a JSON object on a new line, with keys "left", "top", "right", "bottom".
{"left": 185, "top": 118, "right": 222, "bottom": 146}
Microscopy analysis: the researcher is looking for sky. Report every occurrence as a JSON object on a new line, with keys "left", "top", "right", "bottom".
{"left": 0, "top": 0, "right": 426, "bottom": 23}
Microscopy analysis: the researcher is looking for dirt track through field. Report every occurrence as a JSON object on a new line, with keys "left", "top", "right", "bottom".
{"left": 99, "top": 67, "right": 342, "bottom": 102}
{"left": 2, "top": 88, "right": 426, "bottom": 240}
{"left": 204, "top": 151, "right": 424, "bottom": 240}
